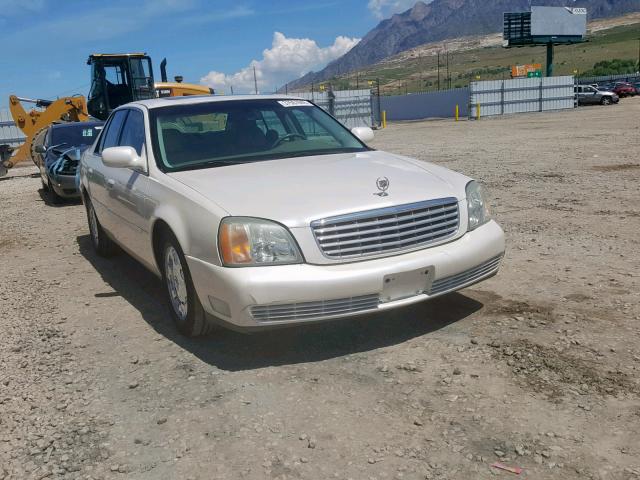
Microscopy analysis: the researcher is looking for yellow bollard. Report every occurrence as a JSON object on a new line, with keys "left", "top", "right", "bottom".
{"left": 382, "top": 110, "right": 387, "bottom": 129}
{"left": 476, "top": 102, "right": 481, "bottom": 120}
{"left": 455, "top": 104, "right": 459, "bottom": 121}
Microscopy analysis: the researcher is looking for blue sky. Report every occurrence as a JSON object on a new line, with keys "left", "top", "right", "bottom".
{"left": 0, "top": 0, "right": 419, "bottom": 106}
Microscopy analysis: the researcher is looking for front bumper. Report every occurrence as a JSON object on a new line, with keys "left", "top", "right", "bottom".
{"left": 49, "top": 173, "right": 80, "bottom": 198}
{"left": 187, "top": 220, "right": 505, "bottom": 328}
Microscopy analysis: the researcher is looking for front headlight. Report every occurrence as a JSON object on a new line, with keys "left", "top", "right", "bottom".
{"left": 466, "top": 180, "right": 491, "bottom": 231}
{"left": 218, "top": 217, "right": 303, "bottom": 266}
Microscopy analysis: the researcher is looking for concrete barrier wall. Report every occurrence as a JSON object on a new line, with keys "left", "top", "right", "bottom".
{"left": 380, "top": 88, "right": 470, "bottom": 121}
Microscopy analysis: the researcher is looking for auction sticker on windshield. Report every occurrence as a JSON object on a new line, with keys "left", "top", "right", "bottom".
{"left": 278, "top": 100, "right": 311, "bottom": 107}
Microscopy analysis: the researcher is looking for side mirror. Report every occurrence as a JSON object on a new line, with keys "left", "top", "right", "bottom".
{"left": 351, "top": 126, "right": 375, "bottom": 143}
{"left": 102, "top": 146, "right": 146, "bottom": 172}
{"left": 34, "top": 145, "right": 47, "bottom": 154}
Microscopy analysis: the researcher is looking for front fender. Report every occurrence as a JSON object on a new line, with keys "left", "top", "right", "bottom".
{"left": 150, "top": 200, "right": 223, "bottom": 272}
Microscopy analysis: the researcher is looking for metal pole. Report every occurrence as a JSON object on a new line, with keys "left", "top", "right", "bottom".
{"left": 546, "top": 43, "right": 554, "bottom": 77}
{"left": 445, "top": 45, "right": 449, "bottom": 89}
{"left": 253, "top": 66, "right": 258, "bottom": 94}
{"left": 437, "top": 52, "right": 440, "bottom": 90}
{"left": 230, "top": 86, "right": 234, "bottom": 95}
{"left": 327, "top": 84, "right": 335, "bottom": 116}
{"left": 376, "top": 78, "right": 382, "bottom": 127}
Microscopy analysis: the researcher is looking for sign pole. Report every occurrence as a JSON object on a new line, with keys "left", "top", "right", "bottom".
{"left": 546, "top": 43, "right": 554, "bottom": 77}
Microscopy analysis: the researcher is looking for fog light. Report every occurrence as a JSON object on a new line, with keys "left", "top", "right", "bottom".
{"left": 208, "top": 296, "right": 231, "bottom": 317}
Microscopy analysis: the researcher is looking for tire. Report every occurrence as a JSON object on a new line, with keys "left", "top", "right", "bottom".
{"left": 601, "top": 96, "right": 611, "bottom": 106}
{"left": 160, "top": 233, "right": 213, "bottom": 337}
{"left": 85, "top": 197, "right": 116, "bottom": 257}
{"left": 47, "top": 179, "right": 63, "bottom": 204}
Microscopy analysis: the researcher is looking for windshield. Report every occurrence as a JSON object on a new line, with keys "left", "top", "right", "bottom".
{"left": 149, "top": 99, "right": 369, "bottom": 172}
{"left": 51, "top": 124, "right": 103, "bottom": 148}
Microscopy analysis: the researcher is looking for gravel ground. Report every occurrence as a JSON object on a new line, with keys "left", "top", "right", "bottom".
{"left": 1, "top": 98, "right": 639, "bottom": 480}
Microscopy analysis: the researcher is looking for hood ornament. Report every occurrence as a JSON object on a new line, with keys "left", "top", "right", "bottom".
{"left": 374, "top": 176, "right": 389, "bottom": 197}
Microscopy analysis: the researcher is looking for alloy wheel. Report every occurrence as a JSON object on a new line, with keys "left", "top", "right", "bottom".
{"left": 164, "top": 245, "right": 188, "bottom": 322}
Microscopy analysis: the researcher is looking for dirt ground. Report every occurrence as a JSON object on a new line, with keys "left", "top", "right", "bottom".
{"left": 1, "top": 98, "right": 639, "bottom": 480}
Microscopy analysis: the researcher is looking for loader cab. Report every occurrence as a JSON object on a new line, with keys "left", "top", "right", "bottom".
{"left": 87, "top": 53, "right": 155, "bottom": 120}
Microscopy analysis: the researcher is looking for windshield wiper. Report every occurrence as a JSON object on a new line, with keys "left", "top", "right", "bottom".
{"left": 173, "top": 159, "right": 254, "bottom": 171}
{"left": 168, "top": 148, "right": 368, "bottom": 172}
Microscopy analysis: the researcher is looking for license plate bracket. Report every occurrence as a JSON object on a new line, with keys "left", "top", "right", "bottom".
{"left": 381, "top": 267, "right": 434, "bottom": 303}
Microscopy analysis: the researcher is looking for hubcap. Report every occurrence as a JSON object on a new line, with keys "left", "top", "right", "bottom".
{"left": 164, "top": 246, "right": 188, "bottom": 321}
{"left": 88, "top": 204, "right": 99, "bottom": 247}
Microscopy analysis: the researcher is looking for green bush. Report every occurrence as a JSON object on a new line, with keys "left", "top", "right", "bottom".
{"left": 582, "top": 59, "right": 638, "bottom": 76}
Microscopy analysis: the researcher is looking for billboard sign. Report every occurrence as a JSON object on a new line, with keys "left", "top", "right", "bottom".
{"left": 511, "top": 64, "right": 543, "bottom": 78}
{"left": 504, "top": 7, "right": 587, "bottom": 47}
{"left": 531, "top": 6, "right": 587, "bottom": 37}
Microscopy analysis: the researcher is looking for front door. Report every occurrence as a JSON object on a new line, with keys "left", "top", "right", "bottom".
{"left": 85, "top": 109, "right": 128, "bottom": 233}
{"left": 103, "top": 108, "right": 151, "bottom": 260}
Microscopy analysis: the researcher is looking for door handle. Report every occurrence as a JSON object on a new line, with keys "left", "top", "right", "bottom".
{"left": 106, "top": 179, "right": 115, "bottom": 189}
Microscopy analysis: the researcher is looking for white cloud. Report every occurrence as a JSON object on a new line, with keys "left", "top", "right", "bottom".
{"left": 200, "top": 32, "right": 360, "bottom": 94}
{"left": 367, "top": 0, "right": 431, "bottom": 19}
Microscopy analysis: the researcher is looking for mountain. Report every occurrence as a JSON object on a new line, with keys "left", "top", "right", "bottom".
{"left": 284, "top": 0, "right": 640, "bottom": 91}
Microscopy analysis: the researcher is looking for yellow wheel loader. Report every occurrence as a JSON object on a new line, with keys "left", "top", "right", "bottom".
{"left": 1, "top": 53, "right": 212, "bottom": 175}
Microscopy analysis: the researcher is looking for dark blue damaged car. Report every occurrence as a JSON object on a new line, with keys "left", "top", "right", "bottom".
{"left": 33, "top": 121, "right": 104, "bottom": 203}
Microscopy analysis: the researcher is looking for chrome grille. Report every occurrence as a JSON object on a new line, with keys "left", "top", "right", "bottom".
{"left": 311, "top": 198, "right": 459, "bottom": 259}
{"left": 250, "top": 294, "right": 380, "bottom": 323}
{"left": 430, "top": 255, "right": 503, "bottom": 296}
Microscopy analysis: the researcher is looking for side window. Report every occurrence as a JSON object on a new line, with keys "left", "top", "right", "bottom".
{"left": 119, "top": 109, "right": 145, "bottom": 156}
{"left": 97, "top": 110, "right": 128, "bottom": 154}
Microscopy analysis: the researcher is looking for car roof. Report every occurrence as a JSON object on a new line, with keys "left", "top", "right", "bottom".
{"left": 50, "top": 120, "right": 104, "bottom": 130}
{"left": 129, "top": 94, "right": 306, "bottom": 110}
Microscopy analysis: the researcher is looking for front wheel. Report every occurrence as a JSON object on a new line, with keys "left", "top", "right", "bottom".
{"left": 161, "top": 234, "right": 213, "bottom": 337}
{"left": 47, "top": 179, "right": 63, "bottom": 204}
{"left": 601, "top": 96, "right": 612, "bottom": 105}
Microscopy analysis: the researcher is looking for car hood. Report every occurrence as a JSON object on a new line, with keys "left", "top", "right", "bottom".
{"left": 167, "top": 150, "right": 469, "bottom": 228}
{"left": 46, "top": 144, "right": 90, "bottom": 166}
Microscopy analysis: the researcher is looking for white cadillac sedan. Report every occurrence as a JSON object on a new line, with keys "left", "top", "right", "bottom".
{"left": 79, "top": 95, "right": 505, "bottom": 336}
